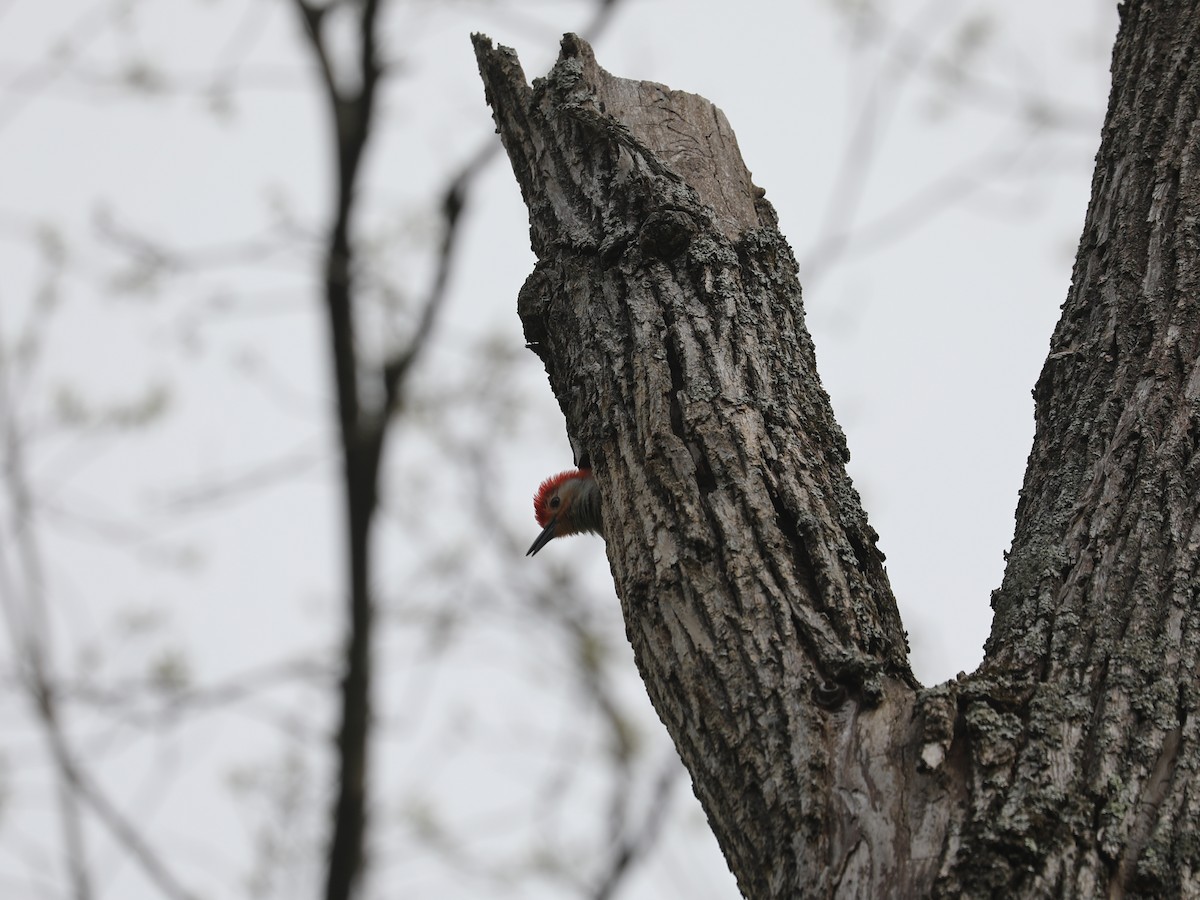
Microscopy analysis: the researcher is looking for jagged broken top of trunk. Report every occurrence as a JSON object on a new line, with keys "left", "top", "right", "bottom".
{"left": 474, "top": 33, "right": 765, "bottom": 249}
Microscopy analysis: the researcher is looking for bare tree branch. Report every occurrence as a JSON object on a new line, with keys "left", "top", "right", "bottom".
{"left": 591, "top": 753, "right": 681, "bottom": 900}
{"left": 0, "top": 307, "right": 197, "bottom": 900}
{"left": 40, "top": 703, "right": 199, "bottom": 900}
{"left": 60, "top": 655, "right": 333, "bottom": 726}
{"left": 290, "top": 1, "right": 387, "bottom": 897}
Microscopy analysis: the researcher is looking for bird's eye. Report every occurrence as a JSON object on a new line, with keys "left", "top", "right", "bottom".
{"left": 549, "top": 496, "right": 561, "bottom": 509}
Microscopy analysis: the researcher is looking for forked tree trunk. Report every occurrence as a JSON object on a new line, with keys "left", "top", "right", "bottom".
{"left": 473, "top": 2, "right": 1200, "bottom": 895}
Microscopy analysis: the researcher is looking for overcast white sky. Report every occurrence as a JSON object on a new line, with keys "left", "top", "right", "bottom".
{"left": 0, "top": 0, "right": 1118, "bottom": 897}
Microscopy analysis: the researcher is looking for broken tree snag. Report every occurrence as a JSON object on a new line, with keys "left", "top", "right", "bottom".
{"left": 474, "top": 33, "right": 927, "bottom": 898}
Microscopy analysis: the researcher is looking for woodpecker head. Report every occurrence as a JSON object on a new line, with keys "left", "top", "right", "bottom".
{"left": 527, "top": 468, "right": 602, "bottom": 556}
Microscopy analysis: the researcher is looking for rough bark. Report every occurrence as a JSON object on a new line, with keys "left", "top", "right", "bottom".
{"left": 474, "top": 3, "right": 1200, "bottom": 895}
{"left": 956, "top": 3, "right": 1200, "bottom": 896}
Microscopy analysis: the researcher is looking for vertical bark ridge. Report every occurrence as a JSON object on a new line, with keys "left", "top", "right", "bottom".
{"left": 950, "top": 2, "right": 1200, "bottom": 895}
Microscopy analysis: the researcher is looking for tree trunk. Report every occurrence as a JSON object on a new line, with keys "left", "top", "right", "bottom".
{"left": 473, "top": 3, "right": 1200, "bottom": 895}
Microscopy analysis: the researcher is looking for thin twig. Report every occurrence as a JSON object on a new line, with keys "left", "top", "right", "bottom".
{"left": 40, "top": 702, "right": 199, "bottom": 900}
{"left": 0, "top": 304, "right": 94, "bottom": 900}
{"left": 591, "top": 753, "right": 683, "bottom": 900}
{"left": 1, "top": 306, "right": 198, "bottom": 899}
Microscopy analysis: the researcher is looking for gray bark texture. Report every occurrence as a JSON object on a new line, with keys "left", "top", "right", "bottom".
{"left": 473, "top": 2, "right": 1200, "bottom": 895}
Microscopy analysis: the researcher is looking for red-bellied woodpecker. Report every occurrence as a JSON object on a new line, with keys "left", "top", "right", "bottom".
{"left": 527, "top": 468, "right": 602, "bottom": 556}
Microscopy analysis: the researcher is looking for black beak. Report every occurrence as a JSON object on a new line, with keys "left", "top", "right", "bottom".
{"left": 526, "top": 516, "right": 558, "bottom": 556}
